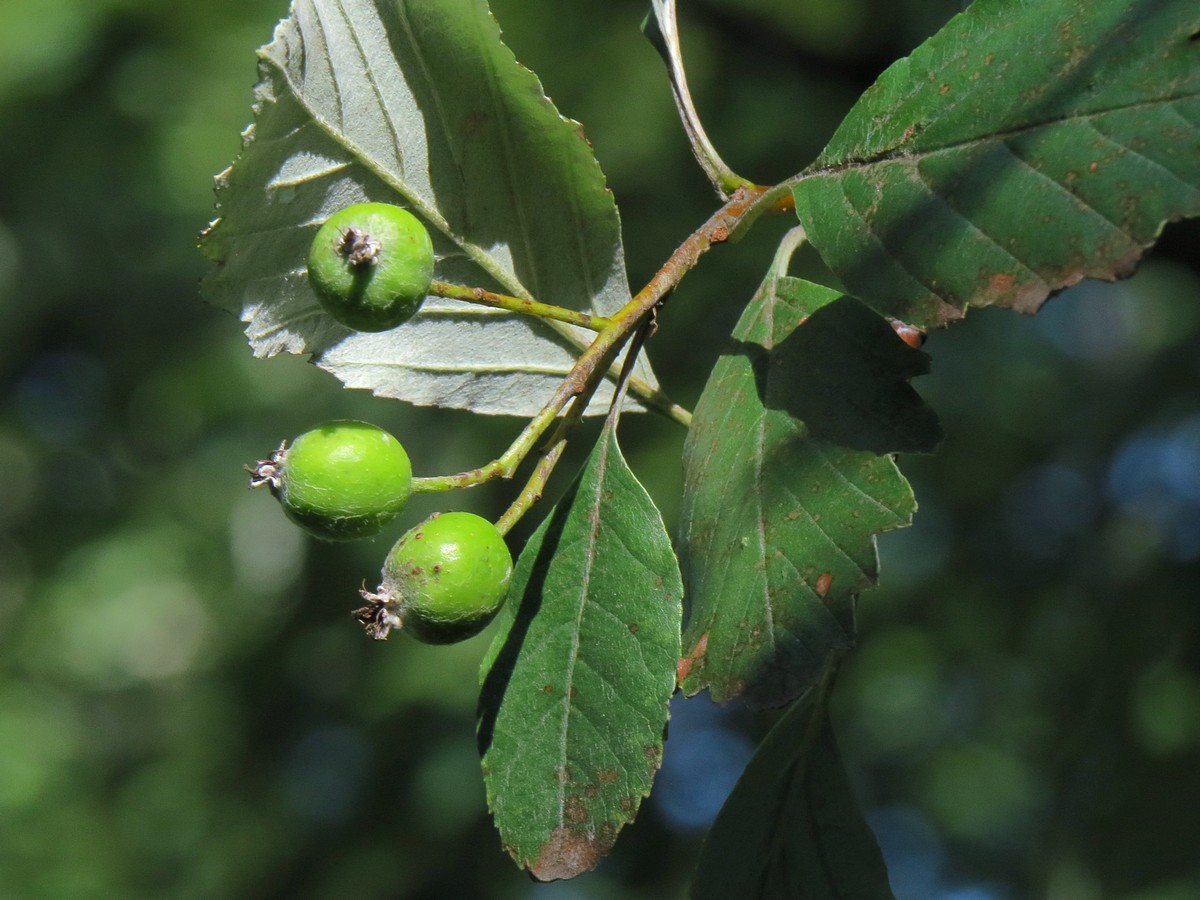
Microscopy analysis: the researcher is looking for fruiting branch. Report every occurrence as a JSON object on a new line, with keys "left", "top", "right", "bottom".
{"left": 416, "top": 184, "right": 776, "bottom": 528}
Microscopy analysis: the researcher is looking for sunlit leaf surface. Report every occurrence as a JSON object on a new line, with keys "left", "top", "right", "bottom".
{"left": 202, "top": 0, "right": 656, "bottom": 415}
{"left": 793, "top": 0, "right": 1200, "bottom": 327}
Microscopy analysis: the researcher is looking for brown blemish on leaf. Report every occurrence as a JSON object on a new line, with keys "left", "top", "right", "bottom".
{"left": 529, "top": 826, "right": 614, "bottom": 881}
{"left": 988, "top": 272, "right": 1014, "bottom": 296}
{"left": 563, "top": 796, "right": 588, "bottom": 824}
{"left": 815, "top": 572, "right": 833, "bottom": 598}
{"left": 628, "top": 623, "right": 640, "bottom": 634}
{"left": 569, "top": 686, "right": 580, "bottom": 700}
{"left": 584, "top": 784, "right": 599, "bottom": 799}
{"left": 888, "top": 317, "right": 927, "bottom": 348}
{"left": 557, "top": 766, "right": 572, "bottom": 785}
{"left": 939, "top": 83, "right": 950, "bottom": 95}
{"left": 676, "top": 632, "right": 710, "bottom": 687}
{"left": 598, "top": 769, "right": 620, "bottom": 784}
{"left": 543, "top": 684, "right": 555, "bottom": 695}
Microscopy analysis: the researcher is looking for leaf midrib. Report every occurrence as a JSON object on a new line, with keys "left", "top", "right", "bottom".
{"left": 790, "top": 87, "right": 1199, "bottom": 185}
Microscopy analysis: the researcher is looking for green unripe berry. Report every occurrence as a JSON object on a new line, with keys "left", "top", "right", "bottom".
{"left": 307, "top": 202, "right": 435, "bottom": 332}
{"left": 249, "top": 420, "right": 412, "bottom": 541}
{"left": 355, "top": 512, "right": 513, "bottom": 643}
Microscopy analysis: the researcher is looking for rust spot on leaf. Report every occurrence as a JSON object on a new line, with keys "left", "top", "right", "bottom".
{"left": 939, "top": 82, "right": 950, "bottom": 95}
{"left": 584, "top": 784, "right": 599, "bottom": 799}
{"left": 628, "top": 623, "right": 640, "bottom": 634}
{"left": 569, "top": 686, "right": 580, "bottom": 700}
{"left": 598, "top": 769, "right": 620, "bottom": 784}
{"left": 815, "top": 572, "right": 833, "bottom": 598}
{"left": 557, "top": 766, "right": 572, "bottom": 785}
{"left": 988, "top": 272, "right": 1014, "bottom": 295}
{"left": 676, "top": 632, "right": 710, "bottom": 687}
{"left": 887, "top": 317, "right": 926, "bottom": 348}
{"left": 564, "top": 796, "right": 588, "bottom": 824}
{"left": 529, "top": 826, "right": 614, "bottom": 881}
{"left": 543, "top": 684, "right": 555, "bottom": 695}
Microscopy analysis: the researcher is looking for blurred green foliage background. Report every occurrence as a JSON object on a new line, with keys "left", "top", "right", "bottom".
{"left": 1, "top": 0, "right": 1198, "bottom": 897}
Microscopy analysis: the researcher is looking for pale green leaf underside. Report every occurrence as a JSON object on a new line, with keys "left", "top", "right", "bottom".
{"left": 201, "top": 0, "right": 656, "bottom": 415}
{"left": 642, "top": 0, "right": 739, "bottom": 195}
{"left": 792, "top": 0, "right": 1200, "bottom": 328}
{"left": 679, "top": 233, "right": 917, "bottom": 708}
{"left": 692, "top": 686, "right": 895, "bottom": 900}
{"left": 478, "top": 426, "right": 682, "bottom": 880}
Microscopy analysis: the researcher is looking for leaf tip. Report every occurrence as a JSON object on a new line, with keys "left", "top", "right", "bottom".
{"left": 528, "top": 826, "right": 614, "bottom": 882}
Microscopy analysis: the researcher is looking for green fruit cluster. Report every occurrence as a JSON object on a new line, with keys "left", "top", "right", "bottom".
{"left": 249, "top": 419, "right": 511, "bottom": 644}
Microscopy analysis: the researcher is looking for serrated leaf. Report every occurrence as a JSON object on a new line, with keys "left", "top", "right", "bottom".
{"left": 478, "top": 426, "right": 682, "bottom": 880}
{"left": 201, "top": 0, "right": 656, "bottom": 416}
{"left": 692, "top": 684, "right": 895, "bottom": 900}
{"left": 678, "top": 232, "right": 921, "bottom": 707}
{"left": 791, "top": 0, "right": 1200, "bottom": 328}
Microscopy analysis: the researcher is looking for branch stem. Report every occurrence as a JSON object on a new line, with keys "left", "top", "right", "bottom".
{"left": 414, "top": 185, "right": 770, "bottom": 523}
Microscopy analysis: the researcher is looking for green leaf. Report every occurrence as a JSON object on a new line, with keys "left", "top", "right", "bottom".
{"left": 678, "top": 231, "right": 921, "bottom": 707}
{"left": 791, "top": 0, "right": 1200, "bottom": 328}
{"left": 692, "top": 683, "right": 895, "bottom": 900}
{"left": 478, "top": 426, "right": 683, "bottom": 880}
{"left": 200, "top": 0, "right": 656, "bottom": 416}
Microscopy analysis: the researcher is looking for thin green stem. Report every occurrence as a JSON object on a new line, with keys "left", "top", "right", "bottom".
{"left": 429, "top": 279, "right": 613, "bottom": 332}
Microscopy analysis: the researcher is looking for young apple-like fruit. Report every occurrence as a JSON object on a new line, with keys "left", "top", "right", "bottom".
{"left": 248, "top": 420, "right": 412, "bottom": 541}
{"left": 355, "top": 512, "right": 513, "bottom": 644}
{"left": 307, "top": 202, "right": 435, "bottom": 332}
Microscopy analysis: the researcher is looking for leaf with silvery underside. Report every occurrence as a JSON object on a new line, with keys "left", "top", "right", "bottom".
{"left": 791, "top": 0, "right": 1200, "bottom": 328}
{"left": 678, "top": 230, "right": 925, "bottom": 708}
{"left": 200, "top": 0, "right": 657, "bottom": 416}
{"left": 691, "top": 681, "right": 895, "bottom": 900}
{"left": 478, "top": 424, "right": 682, "bottom": 880}
{"left": 642, "top": 0, "right": 743, "bottom": 196}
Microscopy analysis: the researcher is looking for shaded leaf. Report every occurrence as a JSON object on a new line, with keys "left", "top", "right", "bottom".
{"left": 792, "top": 0, "right": 1200, "bottom": 328}
{"left": 201, "top": 0, "right": 656, "bottom": 415}
{"left": 764, "top": 297, "right": 942, "bottom": 455}
{"left": 692, "top": 682, "right": 895, "bottom": 900}
{"left": 478, "top": 427, "right": 682, "bottom": 880}
{"left": 678, "top": 231, "right": 920, "bottom": 707}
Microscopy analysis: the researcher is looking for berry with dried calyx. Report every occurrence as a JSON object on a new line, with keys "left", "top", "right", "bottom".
{"left": 307, "top": 202, "right": 434, "bottom": 332}
{"left": 248, "top": 420, "right": 412, "bottom": 541}
{"left": 355, "top": 512, "right": 513, "bottom": 644}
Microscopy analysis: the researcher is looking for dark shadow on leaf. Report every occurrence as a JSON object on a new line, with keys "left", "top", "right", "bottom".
{"left": 477, "top": 480, "right": 578, "bottom": 757}
{"left": 739, "top": 295, "right": 943, "bottom": 455}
